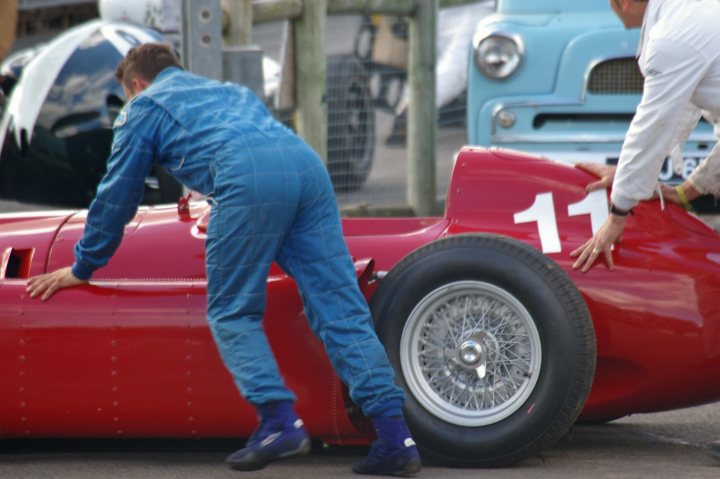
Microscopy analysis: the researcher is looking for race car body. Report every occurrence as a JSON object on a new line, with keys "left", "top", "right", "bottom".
{"left": 1, "top": 147, "right": 719, "bottom": 467}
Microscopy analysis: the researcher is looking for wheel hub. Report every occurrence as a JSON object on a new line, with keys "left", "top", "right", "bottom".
{"left": 459, "top": 339, "right": 484, "bottom": 366}
{"left": 453, "top": 333, "right": 492, "bottom": 379}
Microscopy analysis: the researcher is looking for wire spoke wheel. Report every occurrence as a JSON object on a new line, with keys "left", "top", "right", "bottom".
{"left": 401, "top": 281, "right": 541, "bottom": 426}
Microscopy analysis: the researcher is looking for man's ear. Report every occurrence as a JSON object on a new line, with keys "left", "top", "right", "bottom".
{"left": 130, "top": 77, "right": 150, "bottom": 94}
{"left": 617, "top": 0, "right": 631, "bottom": 11}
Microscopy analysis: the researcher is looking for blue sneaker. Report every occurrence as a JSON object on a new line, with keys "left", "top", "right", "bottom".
{"left": 226, "top": 401, "right": 311, "bottom": 471}
{"left": 352, "top": 416, "right": 422, "bottom": 477}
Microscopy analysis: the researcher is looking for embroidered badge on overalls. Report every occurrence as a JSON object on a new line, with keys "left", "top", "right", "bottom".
{"left": 114, "top": 110, "right": 128, "bottom": 127}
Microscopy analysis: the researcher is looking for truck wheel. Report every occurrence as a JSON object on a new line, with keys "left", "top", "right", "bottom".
{"left": 371, "top": 234, "right": 596, "bottom": 467}
{"left": 327, "top": 54, "right": 375, "bottom": 192}
{"left": 353, "top": 16, "right": 375, "bottom": 63}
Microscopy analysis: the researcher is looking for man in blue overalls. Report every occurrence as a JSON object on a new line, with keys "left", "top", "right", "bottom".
{"left": 26, "top": 43, "right": 421, "bottom": 476}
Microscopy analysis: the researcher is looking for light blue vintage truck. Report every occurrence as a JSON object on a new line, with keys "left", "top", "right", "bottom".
{"left": 467, "top": 0, "right": 715, "bottom": 183}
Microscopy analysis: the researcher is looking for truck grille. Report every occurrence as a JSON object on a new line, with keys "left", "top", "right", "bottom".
{"left": 588, "top": 58, "right": 644, "bottom": 94}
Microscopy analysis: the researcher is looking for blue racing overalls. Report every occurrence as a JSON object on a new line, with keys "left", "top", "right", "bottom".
{"left": 71, "top": 67, "right": 405, "bottom": 417}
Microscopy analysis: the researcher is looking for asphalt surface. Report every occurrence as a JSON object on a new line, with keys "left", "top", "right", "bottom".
{"left": 1, "top": 404, "right": 720, "bottom": 478}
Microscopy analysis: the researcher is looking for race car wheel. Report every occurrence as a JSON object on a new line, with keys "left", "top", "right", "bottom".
{"left": 326, "top": 54, "right": 375, "bottom": 192}
{"left": 371, "top": 234, "right": 596, "bottom": 467}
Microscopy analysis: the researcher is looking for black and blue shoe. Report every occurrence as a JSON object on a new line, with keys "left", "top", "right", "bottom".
{"left": 352, "top": 416, "right": 422, "bottom": 477}
{"left": 226, "top": 401, "right": 311, "bottom": 471}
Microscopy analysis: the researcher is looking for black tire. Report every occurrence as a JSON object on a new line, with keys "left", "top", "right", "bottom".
{"left": 371, "top": 234, "right": 596, "bottom": 467}
{"left": 353, "top": 16, "right": 376, "bottom": 63}
{"left": 326, "top": 54, "right": 375, "bottom": 192}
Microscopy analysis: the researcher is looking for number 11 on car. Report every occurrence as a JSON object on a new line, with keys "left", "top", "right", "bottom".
{"left": 513, "top": 189, "right": 608, "bottom": 254}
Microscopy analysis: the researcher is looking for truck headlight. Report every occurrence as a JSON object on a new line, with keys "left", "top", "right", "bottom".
{"left": 473, "top": 32, "right": 524, "bottom": 79}
{"left": 496, "top": 110, "right": 516, "bottom": 129}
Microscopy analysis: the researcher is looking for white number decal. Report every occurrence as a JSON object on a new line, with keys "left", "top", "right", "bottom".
{"left": 513, "top": 193, "right": 561, "bottom": 254}
{"left": 513, "top": 190, "right": 609, "bottom": 254}
{"left": 567, "top": 189, "right": 609, "bottom": 234}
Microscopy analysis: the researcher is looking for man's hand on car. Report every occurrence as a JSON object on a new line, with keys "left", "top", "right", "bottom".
{"left": 575, "top": 163, "right": 617, "bottom": 192}
{"left": 27, "top": 267, "right": 88, "bottom": 301}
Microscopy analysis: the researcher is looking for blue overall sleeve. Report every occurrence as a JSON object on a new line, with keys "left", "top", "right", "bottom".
{"left": 71, "top": 97, "right": 158, "bottom": 280}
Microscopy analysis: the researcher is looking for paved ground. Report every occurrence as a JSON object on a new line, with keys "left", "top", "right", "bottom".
{"left": 1, "top": 403, "right": 719, "bottom": 478}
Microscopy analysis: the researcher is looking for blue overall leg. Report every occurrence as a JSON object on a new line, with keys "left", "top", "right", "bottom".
{"left": 205, "top": 141, "right": 313, "bottom": 471}
{"left": 205, "top": 141, "right": 302, "bottom": 406}
{"left": 274, "top": 139, "right": 406, "bottom": 418}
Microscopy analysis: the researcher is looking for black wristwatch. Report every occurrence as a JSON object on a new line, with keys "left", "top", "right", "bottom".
{"left": 609, "top": 203, "right": 633, "bottom": 217}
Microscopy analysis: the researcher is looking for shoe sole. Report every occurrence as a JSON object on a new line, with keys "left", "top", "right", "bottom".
{"left": 353, "top": 458, "right": 423, "bottom": 477}
{"left": 228, "top": 438, "right": 311, "bottom": 471}
{"left": 393, "top": 458, "right": 422, "bottom": 477}
{"left": 278, "top": 437, "right": 312, "bottom": 459}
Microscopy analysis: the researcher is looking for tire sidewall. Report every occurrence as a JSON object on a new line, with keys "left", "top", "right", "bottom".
{"left": 372, "top": 235, "right": 593, "bottom": 466}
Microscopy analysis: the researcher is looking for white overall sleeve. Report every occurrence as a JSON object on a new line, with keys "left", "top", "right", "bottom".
{"left": 611, "top": 38, "right": 711, "bottom": 210}
{"left": 687, "top": 141, "right": 720, "bottom": 196}
{"left": 667, "top": 104, "right": 701, "bottom": 176}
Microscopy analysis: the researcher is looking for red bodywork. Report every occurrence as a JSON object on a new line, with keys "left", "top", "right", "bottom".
{"left": 1, "top": 147, "right": 719, "bottom": 442}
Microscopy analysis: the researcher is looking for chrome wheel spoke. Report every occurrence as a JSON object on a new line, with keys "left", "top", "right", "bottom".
{"left": 401, "top": 281, "right": 542, "bottom": 427}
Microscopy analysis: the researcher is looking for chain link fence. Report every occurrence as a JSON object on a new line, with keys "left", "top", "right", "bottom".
{"left": 253, "top": 4, "right": 495, "bottom": 212}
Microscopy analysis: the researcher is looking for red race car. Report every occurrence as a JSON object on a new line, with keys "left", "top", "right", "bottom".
{"left": 1, "top": 147, "right": 719, "bottom": 467}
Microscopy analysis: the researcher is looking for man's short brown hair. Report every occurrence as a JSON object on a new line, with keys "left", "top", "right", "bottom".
{"left": 115, "top": 43, "right": 182, "bottom": 89}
